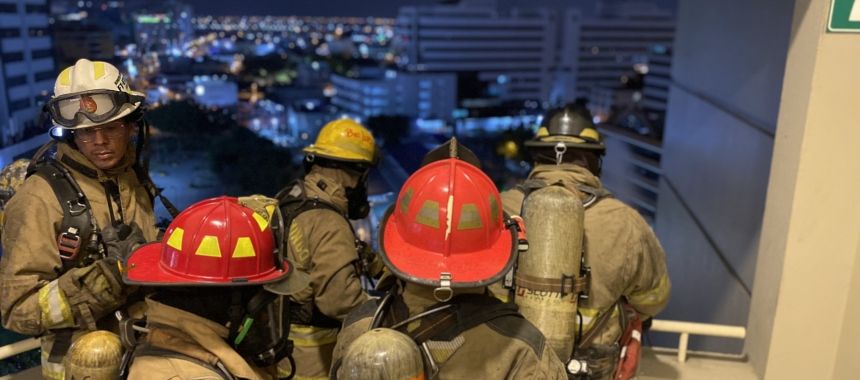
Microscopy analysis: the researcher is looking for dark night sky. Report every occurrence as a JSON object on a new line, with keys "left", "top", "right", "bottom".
{"left": 181, "top": 0, "right": 676, "bottom": 17}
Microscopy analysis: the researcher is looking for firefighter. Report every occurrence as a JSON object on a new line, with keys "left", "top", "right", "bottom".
{"left": 331, "top": 141, "right": 568, "bottom": 379}
{"left": 0, "top": 59, "right": 159, "bottom": 380}
{"left": 119, "top": 196, "right": 308, "bottom": 380}
{"left": 274, "top": 118, "right": 380, "bottom": 379}
{"left": 496, "top": 104, "right": 671, "bottom": 379}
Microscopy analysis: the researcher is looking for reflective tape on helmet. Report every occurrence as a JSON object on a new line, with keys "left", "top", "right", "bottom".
{"left": 289, "top": 324, "right": 339, "bottom": 347}
{"left": 628, "top": 275, "right": 670, "bottom": 308}
{"left": 38, "top": 280, "right": 75, "bottom": 329}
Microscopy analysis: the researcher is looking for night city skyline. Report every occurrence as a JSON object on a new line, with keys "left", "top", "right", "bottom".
{"left": 0, "top": 0, "right": 853, "bottom": 379}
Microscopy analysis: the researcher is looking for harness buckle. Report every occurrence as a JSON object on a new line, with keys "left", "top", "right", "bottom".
{"left": 57, "top": 227, "right": 82, "bottom": 261}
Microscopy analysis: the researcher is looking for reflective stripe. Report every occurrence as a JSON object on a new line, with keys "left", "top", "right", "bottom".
{"left": 38, "top": 280, "right": 74, "bottom": 329}
{"left": 92, "top": 61, "right": 106, "bottom": 80}
{"left": 291, "top": 375, "right": 328, "bottom": 380}
{"left": 629, "top": 275, "right": 670, "bottom": 308}
{"left": 40, "top": 346, "right": 65, "bottom": 380}
{"left": 288, "top": 222, "right": 309, "bottom": 267}
{"left": 289, "top": 324, "right": 338, "bottom": 347}
{"left": 578, "top": 306, "right": 619, "bottom": 333}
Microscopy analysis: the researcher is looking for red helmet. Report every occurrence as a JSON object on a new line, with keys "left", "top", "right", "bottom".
{"left": 379, "top": 158, "right": 517, "bottom": 288}
{"left": 124, "top": 196, "right": 292, "bottom": 287}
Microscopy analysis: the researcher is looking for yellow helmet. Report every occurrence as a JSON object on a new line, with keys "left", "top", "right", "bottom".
{"left": 304, "top": 119, "right": 378, "bottom": 165}
{"left": 63, "top": 330, "right": 123, "bottom": 380}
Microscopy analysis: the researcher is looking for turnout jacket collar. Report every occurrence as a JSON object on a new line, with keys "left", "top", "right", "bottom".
{"left": 303, "top": 166, "right": 351, "bottom": 214}
{"left": 57, "top": 142, "right": 136, "bottom": 181}
{"left": 143, "top": 297, "right": 263, "bottom": 380}
{"left": 528, "top": 163, "right": 603, "bottom": 193}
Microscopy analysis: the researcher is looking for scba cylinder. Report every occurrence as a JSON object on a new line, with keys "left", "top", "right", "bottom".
{"left": 515, "top": 185, "right": 584, "bottom": 361}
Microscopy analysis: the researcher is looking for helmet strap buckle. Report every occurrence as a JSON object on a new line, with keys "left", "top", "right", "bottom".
{"left": 433, "top": 272, "right": 453, "bottom": 302}
{"left": 554, "top": 142, "right": 567, "bottom": 165}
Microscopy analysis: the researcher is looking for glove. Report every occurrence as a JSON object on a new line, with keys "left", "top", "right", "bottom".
{"left": 101, "top": 222, "right": 146, "bottom": 262}
{"left": 356, "top": 240, "right": 384, "bottom": 279}
{"left": 57, "top": 259, "right": 126, "bottom": 330}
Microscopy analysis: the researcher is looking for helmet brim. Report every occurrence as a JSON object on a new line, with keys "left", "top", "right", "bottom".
{"left": 123, "top": 242, "right": 293, "bottom": 287}
{"left": 303, "top": 145, "right": 378, "bottom": 166}
{"left": 524, "top": 138, "right": 606, "bottom": 152}
{"left": 377, "top": 206, "right": 517, "bottom": 288}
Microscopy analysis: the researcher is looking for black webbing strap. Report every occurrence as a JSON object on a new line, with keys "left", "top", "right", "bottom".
{"left": 47, "top": 328, "right": 75, "bottom": 364}
{"left": 382, "top": 293, "right": 522, "bottom": 345}
{"left": 32, "top": 159, "right": 97, "bottom": 270}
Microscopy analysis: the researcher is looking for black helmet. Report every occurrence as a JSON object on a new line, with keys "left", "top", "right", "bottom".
{"left": 525, "top": 105, "right": 605, "bottom": 155}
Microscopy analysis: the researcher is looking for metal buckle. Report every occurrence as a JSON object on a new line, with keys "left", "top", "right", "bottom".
{"left": 57, "top": 227, "right": 82, "bottom": 261}
{"left": 433, "top": 272, "right": 453, "bottom": 302}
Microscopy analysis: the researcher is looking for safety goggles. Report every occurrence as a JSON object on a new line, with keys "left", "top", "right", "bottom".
{"left": 45, "top": 89, "right": 144, "bottom": 128}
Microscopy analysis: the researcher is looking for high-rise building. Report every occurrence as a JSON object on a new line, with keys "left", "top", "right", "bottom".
{"left": 394, "top": 0, "right": 557, "bottom": 102}
{"left": 0, "top": 0, "right": 55, "bottom": 147}
{"left": 52, "top": 23, "right": 115, "bottom": 69}
{"left": 331, "top": 70, "right": 456, "bottom": 120}
{"left": 565, "top": 5, "right": 674, "bottom": 106}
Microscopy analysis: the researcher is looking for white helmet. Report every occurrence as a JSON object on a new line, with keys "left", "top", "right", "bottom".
{"left": 46, "top": 59, "right": 145, "bottom": 130}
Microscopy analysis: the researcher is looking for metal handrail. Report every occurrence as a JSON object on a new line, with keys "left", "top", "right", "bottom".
{"left": 0, "top": 319, "right": 748, "bottom": 366}
{"left": 0, "top": 337, "right": 39, "bottom": 361}
{"left": 649, "top": 319, "right": 746, "bottom": 363}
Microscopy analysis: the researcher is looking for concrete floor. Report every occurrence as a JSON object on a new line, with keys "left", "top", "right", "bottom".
{"left": 639, "top": 348, "right": 759, "bottom": 380}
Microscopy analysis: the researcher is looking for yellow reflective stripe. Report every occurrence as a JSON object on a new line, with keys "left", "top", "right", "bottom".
{"left": 577, "top": 306, "right": 620, "bottom": 333}
{"left": 252, "top": 212, "right": 270, "bottom": 231}
{"left": 629, "top": 274, "right": 670, "bottom": 308}
{"left": 231, "top": 236, "right": 256, "bottom": 258}
{"left": 291, "top": 375, "right": 328, "bottom": 380}
{"left": 58, "top": 67, "right": 73, "bottom": 86}
{"left": 195, "top": 235, "right": 222, "bottom": 257}
{"left": 289, "top": 324, "right": 338, "bottom": 347}
{"left": 92, "top": 61, "right": 106, "bottom": 79}
{"left": 167, "top": 227, "right": 184, "bottom": 250}
{"left": 288, "top": 222, "right": 309, "bottom": 267}
{"left": 38, "top": 280, "right": 74, "bottom": 329}
{"left": 40, "top": 348, "right": 65, "bottom": 380}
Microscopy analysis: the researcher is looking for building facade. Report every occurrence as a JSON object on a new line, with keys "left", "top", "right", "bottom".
{"left": 331, "top": 70, "right": 456, "bottom": 120}
{"left": 0, "top": 0, "right": 54, "bottom": 147}
{"left": 394, "top": 0, "right": 556, "bottom": 102}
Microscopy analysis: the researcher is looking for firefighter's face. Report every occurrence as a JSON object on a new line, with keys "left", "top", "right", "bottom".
{"left": 73, "top": 120, "right": 133, "bottom": 170}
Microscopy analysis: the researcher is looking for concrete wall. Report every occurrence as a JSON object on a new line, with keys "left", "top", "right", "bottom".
{"left": 652, "top": 0, "right": 795, "bottom": 352}
{"left": 747, "top": 0, "right": 860, "bottom": 377}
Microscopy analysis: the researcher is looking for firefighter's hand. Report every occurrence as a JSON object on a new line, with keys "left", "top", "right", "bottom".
{"left": 356, "top": 241, "right": 384, "bottom": 279}
{"left": 57, "top": 259, "right": 126, "bottom": 329}
{"left": 102, "top": 222, "right": 146, "bottom": 261}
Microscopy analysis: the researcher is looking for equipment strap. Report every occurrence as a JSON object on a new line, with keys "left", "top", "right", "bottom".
{"left": 46, "top": 328, "right": 75, "bottom": 364}
{"left": 576, "top": 300, "right": 621, "bottom": 351}
{"left": 514, "top": 272, "right": 589, "bottom": 296}
{"left": 32, "top": 159, "right": 98, "bottom": 271}
{"left": 377, "top": 291, "right": 522, "bottom": 344}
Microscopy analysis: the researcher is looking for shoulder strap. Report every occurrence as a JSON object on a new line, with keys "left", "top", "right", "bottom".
{"left": 377, "top": 292, "right": 522, "bottom": 345}
{"left": 576, "top": 184, "right": 612, "bottom": 209}
{"left": 126, "top": 344, "right": 234, "bottom": 380}
{"left": 31, "top": 159, "right": 99, "bottom": 271}
{"left": 132, "top": 163, "right": 180, "bottom": 219}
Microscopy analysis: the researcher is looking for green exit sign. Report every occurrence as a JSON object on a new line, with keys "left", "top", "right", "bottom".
{"left": 829, "top": 0, "right": 860, "bottom": 32}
